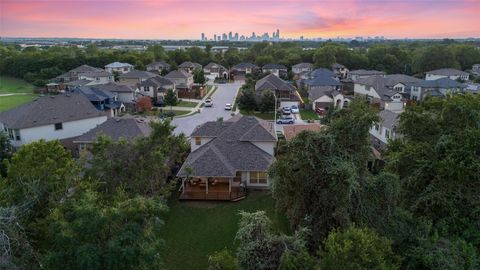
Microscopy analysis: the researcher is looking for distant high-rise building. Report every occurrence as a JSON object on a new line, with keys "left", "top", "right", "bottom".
{"left": 252, "top": 32, "right": 256, "bottom": 39}
{"left": 222, "top": 33, "right": 227, "bottom": 40}
{"left": 214, "top": 34, "right": 217, "bottom": 41}
{"left": 228, "top": 32, "right": 233, "bottom": 41}
{"left": 276, "top": 29, "right": 280, "bottom": 39}
{"left": 234, "top": 33, "right": 239, "bottom": 41}
{"left": 201, "top": 33, "right": 205, "bottom": 41}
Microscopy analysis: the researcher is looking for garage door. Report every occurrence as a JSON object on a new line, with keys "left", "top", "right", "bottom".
{"left": 280, "top": 101, "right": 299, "bottom": 108}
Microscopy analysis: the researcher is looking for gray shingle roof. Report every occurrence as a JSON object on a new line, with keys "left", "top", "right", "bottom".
{"left": 74, "top": 86, "right": 114, "bottom": 102}
{"left": 177, "top": 116, "right": 276, "bottom": 177}
{"left": 0, "top": 93, "right": 105, "bottom": 129}
{"left": 356, "top": 74, "right": 421, "bottom": 100}
{"left": 304, "top": 75, "right": 342, "bottom": 87}
{"left": 263, "top": 63, "right": 287, "bottom": 70}
{"left": 378, "top": 110, "right": 399, "bottom": 130}
{"left": 105, "top": 62, "right": 133, "bottom": 68}
{"left": 92, "top": 82, "right": 135, "bottom": 93}
{"left": 427, "top": 68, "right": 469, "bottom": 76}
{"left": 255, "top": 74, "right": 296, "bottom": 92}
{"left": 70, "top": 64, "right": 104, "bottom": 73}
{"left": 232, "top": 63, "right": 258, "bottom": 70}
{"left": 118, "top": 70, "right": 156, "bottom": 79}
{"left": 406, "top": 78, "right": 464, "bottom": 89}
{"left": 179, "top": 61, "right": 202, "bottom": 69}
{"left": 74, "top": 117, "right": 151, "bottom": 143}
{"left": 308, "top": 86, "right": 338, "bottom": 101}
{"left": 165, "top": 70, "right": 192, "bottom": 79}
{"left": 350, "top": 69, "right": 385, "bottom": 76}
{"left": 309, "top": 68, "right": 336, "bottom": 78}
{"left": 204, "top": 62, "right": 227, "bottom": 70}
{"left": 292, "top": 63, "right": 313, "bottom": 69}
{"left": 138, "top": 76, "right": 174, "bottom": 89}
{"left": 146, "top": 61, "right": 170, "bottom": 69}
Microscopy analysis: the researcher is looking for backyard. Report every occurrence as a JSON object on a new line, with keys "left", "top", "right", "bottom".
{"left": 299, "top": 109, "right": 320, "bottom": 121}
{"left": 0, "top": 76, "right": 37, "bottom": 112}
{"left": 177, "top": 100, "right": 199, "bottom": 108}
{"left": 160, "top": 190, "right": 289, "bottom": 270}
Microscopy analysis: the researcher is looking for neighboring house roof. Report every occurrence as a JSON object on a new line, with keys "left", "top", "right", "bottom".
{"left": 179, "top": 61, "right": 202, "bottom": 69}
{"left": 350, "top": 69, "right": 385, "bottom": 76}
{"left": 263, "top": 63, "right": 287, "bottom": 70}
{"left": 65, "top": 79, "right": 94, "bottom": 87}
{"left": 292, "top": 63, "right": 313, "bottom": 69}
{"left": 305, "top": 75, "right": 342, "bottom": 87}
{"left": 75, "top": 86, "right": 115, "bottom": 102}
{"left": 138, "top": 76, "right": 174, "bottom": 89}
{"left": 406, "top": 78, "right": 465, "bottom": 89}
{"left": 74, "top": 117, "right": 152, "bottom": 143}
{"left": 309, "top": 68, "right": 336, "bottom": 78}
{"left": 105, "top": 62, "right": 133, "bottom": 68}
{"left": 255, "top": 74, "right": 296, "bottom": 92}
{"left": 177, "top": 116, "right": 276, "bottom": 177}
{"left": 0, "top": 93, "right": 105, "bottom": 129}
{"left": 283, "top": 123, "right": 324, "bottom": 141}
{"left": 464, "top": 83, "right": 480, "bottom": 94}
{"left": 232, "top": 63, "right": 258, "bottom": 69}
{"left": 80, "top": 70, "right": 112, "bottom": 78}
{"left": 357, "top": 74, "right": 421, "bottom": 100}
{"left": 165, "top": 70, "right": 192, "bottom": 79}
{"left": 308, "top": 87, "right": 340, "bottom": 101}
{"left": 204, "top": 62, "right": 227, "bottom": 70}
{"left": 378, "top": 110, "right": 400, "bottom": 130}
{"left": 90, "top": 82, "right": 135, "bottom": 93}
{"left": 332, "top": 63, "right": 346, "bottom": 69}
{"left": 118, "top": 70, "right": 156, "bottom": 79}
{"left": 69, "top": 64, "right": 104, "bottom": 74}
{"left": 55, "top": 65, "right": 109, "bottom": 80}
{"left": 427, "top": 68, "right": 469, "bottom": 76}
{"left": 146, "top": 61, "right": 171, "bottom": 69}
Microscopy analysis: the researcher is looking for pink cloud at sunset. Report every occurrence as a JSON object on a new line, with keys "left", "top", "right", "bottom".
{"left": 1, "top": 0, "right": 479, "bottom": 39}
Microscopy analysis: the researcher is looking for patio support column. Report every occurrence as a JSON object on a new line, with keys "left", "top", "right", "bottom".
{"left": 206, "top": 178, "right": 208, "bottom": 194}
{"left": 182, "top": 179, "right": 185, "bottom": 194}
{"left": 229, "top": 178, "right": 232, "bottom": 192}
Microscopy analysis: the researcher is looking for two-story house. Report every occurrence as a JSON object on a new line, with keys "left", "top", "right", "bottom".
{"left": 165, "top": 70, "right": 195, "bottom": 98}
{"left": 425, "top": 68, "right": 469, "bottom": 81}
{"left": 332, "top": 63, "right": 349, "bottom": 79}
{"left": 348, "top": 69, "right": 386, "bottom": 81}
{"left": 105, "top": 62, "right": 134, "bottom": 74}
{"left": 262, "top": 63, "right": 288, "bottom": 78}
{"left": 204, "top": 62, "right": 228, "bottom": 79}
{"left": 370, "top": 110, "right": 400, "bottom": 150}
{"left": 0, "top": 93, "right": 107, "bottom": 148}
{"left": 137, "top": 76, "right": 176, "bottom": 104}
{"left": 49, "top": 65, "right": 114, "bottom": 92}
{"left": 292, "top": 63, "right": 313, "bottom": 76}
{"left": 231, "top": 63, "right": 259, "bottom": 79}
{"left": 74, "top": 86, "right": 124, "bottom": 117}
{"left": 177, "top": 115, "right": 277, "bottom": 201}
{"left": 95, "top": 82, "right": 137, "bottom": 104}
{"left": 118, "top": 70, "right": 157, "bottom": 86}
{"left": 255, "top": 74, "right": 299, "bottom": 106}
{"left": 179, "top": 61, "right": 202, "bottom": 74}
{"left": 405, "top": 78, "right": 465, "bottom": 101}
{"left": 146, "top": 61, "right": 171, "bottom": 74}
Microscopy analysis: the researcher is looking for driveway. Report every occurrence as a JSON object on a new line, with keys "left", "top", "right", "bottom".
{"left": 172, "top": 82, "right": 242, "bottom": 136}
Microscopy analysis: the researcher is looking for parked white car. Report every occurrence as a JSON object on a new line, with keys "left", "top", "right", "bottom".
{"left": 224, "top": 103, "right": 232, "bottom": 110}
{"left": 291, "top": 105, "right": 299, "bottom": 114}
{"left": 204, "top": 98, "right": 213, "bottom": 107}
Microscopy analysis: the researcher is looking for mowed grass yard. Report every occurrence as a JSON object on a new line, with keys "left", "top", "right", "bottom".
{"left": 0, "top": 76, "right": 37, "bottom": 112}
{"left": 0, "top": 76, "right": 35, "bottom": 94}
{"left": 160, "top": 190, "right": 289, "bottom": 270}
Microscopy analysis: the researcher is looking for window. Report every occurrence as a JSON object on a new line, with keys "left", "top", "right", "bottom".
{"left": 14, "top": 130, "right": 20, "bottom": 141}
{"left": 250, "top": 171, "right": 267, "bottom": 184}
{"left": 144, "top": 86, "right": 149, "bottom": 92}
{"left": 54, "top": 123, "right": 63, "bottom": 130}
{"left": 375, "top": 124, "right": 379, "bottom": 131}
{"left": 79, "top": 144, "right": 86, "bottom": 151}
{"left": 195, "top": 137, "right": 201, "bottom": 145}
{"left": 385, "top": 129, "right": 390, "bottom": 139}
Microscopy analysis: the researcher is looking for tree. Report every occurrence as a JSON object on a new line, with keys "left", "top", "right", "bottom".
{"left": 237, "top": 87, "right": 257, "bottom": 111}
{"left": 259, "top": 90, "right": 275, "bottom": 113}
{"left": 0, "top": 131, "right": 12, "bottom": 177}
{"left": 163, "top": 89, "right": 178, "bottom": 111}
{"left": 208, "top": 249, "right": 237, "bottom": 270}
{"left": 412, "top": 45, "right": 459, "bottom": 74}
{"left": 313, "top": 45, "right": 336, "bottom": 68}
{"left": 193, "top": 68, "right": 206, "bottom": 84}
{"left": 135, "top": 96, "right": 152, "bottom": 113}
{"left": 320, "top": 226, "right": 401, "bottom": 270}
{"left": 147, "top": 44, "right": 166, "bottom": 61}
{"left": 41, "top": 188, "right": 167, "bottom": 270}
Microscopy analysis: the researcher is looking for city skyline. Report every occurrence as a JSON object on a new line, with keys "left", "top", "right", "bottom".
{"left": 1, "top": 0, "right": 479, "bottom": 39}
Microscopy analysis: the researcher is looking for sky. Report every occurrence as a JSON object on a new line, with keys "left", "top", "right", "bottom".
{"left": 1, "top": 0, "right": 479, "bottom": 40}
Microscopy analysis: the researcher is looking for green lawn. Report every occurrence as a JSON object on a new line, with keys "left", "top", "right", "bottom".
{"left": 240, "top": 109, "right": 276, "bottom": 120}
{"left": 160, "top": 190, "right": 289, "bottom": 270}
{"left": 0, "top": 94, "right": 37, "bottom": 112}
{"left": 300, "top": 109, "right": 320, "bottom": 121}
{"left": 177, "top": 100, "right": 199, "bottom": 108}
{"left": 0, "top": 76, "right": 35, "bottom": 94}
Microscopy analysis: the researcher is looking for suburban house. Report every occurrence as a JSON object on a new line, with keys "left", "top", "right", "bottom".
{"left": 178, "top": 61, "right": 202, "bottom": 73}
{"left": 354, "top": 74, "right": 421, "bottom": 111}
{"left": 262, "top": 63, "right": 288, "bottom": 78}
{"left": 165, "top": 70, "right": 200, "bottom": 98}
{"left": 105, "top": 62, "right": 134, "bottom": 74}
{"left": 255, "top": 74, "right": 299, "bottom": 105}
{"left": 146, "top": 61, "right": 171, "bottom": 74}
{"left": 425, "top": 68, "right": 470, "bottom": 81}
{"left": 405, "top": 78, "right": 465, "bottom": 101}
{"left": 348, "top": 69, "right": 386, "bottom": 81}
{"left": 203, "top": 62, "right": 228, "bottom": 79}
{"left": 177, "top": 115, "right": 277, "bottom": 201}
{"left": 137, "top": 76, "right": 176, "bottom": 104}
{"left": 302, "top": 68, "right": 343, "bottom": 92}
{"left": 292, "top": 63, "right": 313, "bottom": 75}
{"left": 282, "top": 123, "right": 323, "bottom": 141}
{"left": 74, "top": 86, "right": 125, "bottom": 117}
{"left": 231, "top": 63, "right": 259, "bottom": 79}
{"left": 0, "top": 93, "right": 107, "bottom": 148}
{"left": 332, "top": 63, "right": 349, "bottom": 79}
{"left": 464, "top": 83, "right": 480, "bottom": 95}
{"left": 73, "top": 117, "right": 151, "bottom": 157}
{"left": 118, "top": 70, "right": 157, "bottom": 86}
{"left": 48, "top": 65, "right": 114, "bottom": 92}
{"left": 370, "top": 110, "right": 400, "bottom": 150}
{"left": 94, "top": 82, "right": 137, "bottom": 104}
{"left": 309, "top": 88, "right": 351, "bottom": 112}
{"left": 472, "top": 64, "right": 480, "bottom": 76}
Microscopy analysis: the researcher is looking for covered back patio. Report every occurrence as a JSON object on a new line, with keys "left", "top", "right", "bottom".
{"left": 179, "top": 177, "right": 246, "bottom": 201}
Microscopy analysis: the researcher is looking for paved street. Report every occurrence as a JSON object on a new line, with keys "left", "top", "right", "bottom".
{"left": 172, "top": 82, "right": 242, "bottom": 136}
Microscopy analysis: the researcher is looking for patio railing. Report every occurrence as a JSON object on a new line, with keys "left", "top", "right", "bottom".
{"left": 179, "top": 189, "right": 246, "bottom": 201}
